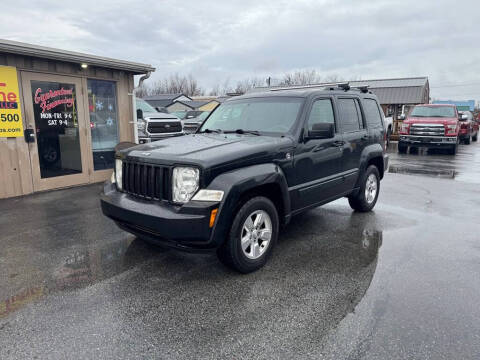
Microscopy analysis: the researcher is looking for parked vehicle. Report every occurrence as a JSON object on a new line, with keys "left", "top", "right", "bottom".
{"left": 398, "top": 104, "right": 460, "bottom": 155}
{"left": 183, "top": 111, "right": 210, "bottom": 134}
{"left": 458, "top": 111, "right": 478, "bottom": 144}
{"left": 101, "top": 86, "right": 388, "bottom": 273}
{"left": 384, "top": 116, "right": 393, "bottom": 146}
{"left": 135, "top": 99, "right": 183, "bottom": 143}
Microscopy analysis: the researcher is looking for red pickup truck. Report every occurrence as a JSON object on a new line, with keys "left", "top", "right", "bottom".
{"left": 398, "top": 104, "right": 460, "bottom": 155}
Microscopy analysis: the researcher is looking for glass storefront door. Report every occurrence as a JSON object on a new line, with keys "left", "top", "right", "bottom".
{"left": 22, "top": 73, "right": 90, "bottom": 192}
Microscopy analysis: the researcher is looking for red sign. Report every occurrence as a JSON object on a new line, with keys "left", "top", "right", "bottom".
{"left": 34, "top": 87, "right": 74, "bottom": 113}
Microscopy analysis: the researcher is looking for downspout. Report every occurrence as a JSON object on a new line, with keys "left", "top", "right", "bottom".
{"left": 130, "top": 71, "right": 151, "bottom": 144}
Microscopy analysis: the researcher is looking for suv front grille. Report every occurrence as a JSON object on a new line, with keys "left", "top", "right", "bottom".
{"left": 122, "top": 161, "right": 170, "bottom": 200}
{"left": 147, "top": 121, "right": 182, "bottom": 134}
{"left": 410, "top": 124, "right": 445, "bottom": 136}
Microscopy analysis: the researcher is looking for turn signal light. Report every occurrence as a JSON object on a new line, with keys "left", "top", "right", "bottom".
{"left": 209, "top": 209, "right": 218, "bottom": 228}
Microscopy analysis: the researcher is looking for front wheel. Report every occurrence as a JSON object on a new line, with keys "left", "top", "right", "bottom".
{"left": 348, "top": 165, "right": 380, "bottom": 212}
{"left": 448, "top": 141, "right": 458, "bottom": 155}
{"left": 217, "top": 196, "right": 279, "bottom": 273}
{"left": 473, "top": 132, "right": 478, "bottom": 142}
{"left": 398, "top": 142, "right": 407, "bottom": 154}
{"left": 464, "top": 134, "right": 471, "bottom": 145}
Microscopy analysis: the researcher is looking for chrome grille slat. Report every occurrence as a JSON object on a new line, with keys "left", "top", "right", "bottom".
{"left": 410, "top": 124, "right": 445, "bottom": 136}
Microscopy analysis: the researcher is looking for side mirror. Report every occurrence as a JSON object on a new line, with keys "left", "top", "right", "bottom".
{"left": 306, "top": 123, "right": 335, "bottom": 140}
{"left": 136, "top": 108, "right": 143, "bottom": 120}
{"left": 398, "top": 114, "right": 406, "bottom": 120}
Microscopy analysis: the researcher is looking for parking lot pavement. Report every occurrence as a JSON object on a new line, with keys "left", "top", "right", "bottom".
{"left": 1, "top": 171, "right": 480, "bottom": 359}
{"left": 387, "top": 140, "right": 480, "bottom": 184}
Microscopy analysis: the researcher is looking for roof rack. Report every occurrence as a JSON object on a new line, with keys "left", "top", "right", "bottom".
{"left": 268, "top": 82, "right": 371, "bottom": 93}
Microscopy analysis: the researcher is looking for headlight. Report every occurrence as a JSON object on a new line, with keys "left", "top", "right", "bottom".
{"left": 172, "top": 167, "right": 199, "bottom": 203}
{"left": 446, "top": 124, "right": 457, "bottom": 133}
{"left": 399, "top": 123, "right": 409, "bottom": 134}
{"left": 137, "top": 119, "right": 145, "bottom": 131}
{"left": 115, "top": 159, "right": 123, "bottom": 190}
{"left": 192, "top": 189, "right": 224, "bottom": 202}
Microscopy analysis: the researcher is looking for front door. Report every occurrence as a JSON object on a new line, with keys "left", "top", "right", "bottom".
{"left": 292, "top": 97, "right": 344, "bottom": 210}
{"left": 22, "top": 72, "right": 90, "bottom": 192}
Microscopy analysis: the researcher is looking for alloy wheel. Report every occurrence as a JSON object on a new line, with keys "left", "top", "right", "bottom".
{"left": 240, "top": 210, "right": 272, "bottom": 259}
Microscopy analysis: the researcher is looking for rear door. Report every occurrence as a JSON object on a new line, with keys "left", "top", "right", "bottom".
{"left": 336, "top": 96, "right": 368, "bottom": 191}
{"left": 292, "top": 97, "right": 344, "bottom": 210}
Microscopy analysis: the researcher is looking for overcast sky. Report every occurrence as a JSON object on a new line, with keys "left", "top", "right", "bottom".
{"left": 2, "top": 0, "right": 480, "bottom": 100}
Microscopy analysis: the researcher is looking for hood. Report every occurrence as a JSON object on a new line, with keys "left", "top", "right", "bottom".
{"left": 143, "top": 112, "right": 180, "bottom": 121}
{"left": 405, "top": 117, "right": 458, "bottom": 125}
{"left": 120, "top": 133, "right": 294, "bottom": 170}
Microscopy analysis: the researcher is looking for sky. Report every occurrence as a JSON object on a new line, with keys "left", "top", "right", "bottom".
{"left": 2, "top": 0, "right": 480, "bottom": 101}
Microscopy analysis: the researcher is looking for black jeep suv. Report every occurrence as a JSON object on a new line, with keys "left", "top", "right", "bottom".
{"left": 101, "top": 86, "right": 388, "bottom": 273}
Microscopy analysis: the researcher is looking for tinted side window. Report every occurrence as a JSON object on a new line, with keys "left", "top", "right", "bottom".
{"left": 338, "top": 98, "right": 361, "bottom": 132}
{"left": 363, "top": 99, "right": 384, "bottom": 128}
{"left": 307, "top": 99, "right": 335, "bottom": 130}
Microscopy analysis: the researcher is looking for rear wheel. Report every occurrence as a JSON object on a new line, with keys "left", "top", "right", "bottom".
{"left": 465, "top": 134, "right": 471, "bottom": 145}
{"left": 217, "top": 196, "right": 279, "bottom": 273}
{"left": 473, "top": 132, "right": 478, "bottom": 142}
{"left": 398, "top": 142, "right": 407, "bottom": 154}
{"left": 348, "top": 165, "right": 380, "bottom": 212}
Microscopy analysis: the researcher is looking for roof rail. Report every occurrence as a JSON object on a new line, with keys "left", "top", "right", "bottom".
{"left": 269, "top": 83, "right": 340, "bottom": 92}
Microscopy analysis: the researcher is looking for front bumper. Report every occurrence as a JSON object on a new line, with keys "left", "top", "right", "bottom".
{"left": 100, "top": 182, "right": 221, "bottom": 251}
{"left": 399, "top": 135, "right": 457, "bottom": 147}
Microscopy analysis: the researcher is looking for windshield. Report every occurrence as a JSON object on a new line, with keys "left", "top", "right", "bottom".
{"left": 199, "top": 97, "right": 304, "bottom": 134}
{"left": 410, "top": 106, "right": 456, "bottom": 118}
{"left": 136, "top": 98, "right": 158, "bottom": 113}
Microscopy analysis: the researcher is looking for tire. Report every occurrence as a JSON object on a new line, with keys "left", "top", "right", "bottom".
{"left": 464, "top": 134, "right": 471, "bottom": 145}
{"left": 398, "top": 142, "right": 407, "bottom": 154}
{"left": 473, "top": 133, "right": 478, "bottom": 142}
{"left": 348, "top": 165, "right": 380, "bottom": 212}
{"left": 448, "top": 141, "right": 458, "bottom": 155}
{"left": 217, "top": 196, "right": 279, "bottom": 273}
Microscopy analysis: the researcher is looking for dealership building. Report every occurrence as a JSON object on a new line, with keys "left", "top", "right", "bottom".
{"left": 0, "top": 39, "right": 154, "bottom": 199}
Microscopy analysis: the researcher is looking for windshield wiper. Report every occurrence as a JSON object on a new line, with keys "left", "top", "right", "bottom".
{"left": 223, "top": 129, "right": 261, "bottom": 136}
{"left": 200, "top": 128, "right": 223, "bottom": 133}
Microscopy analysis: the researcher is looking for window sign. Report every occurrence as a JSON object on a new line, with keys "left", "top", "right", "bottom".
{"left": 0, "top": 65, "right": 24, "bottom": 137}
{"left": 87, "top": 79, "right": 119, "bottom": 170}
{"left": 31, "top": 81, "right": 82, "bottom": 178}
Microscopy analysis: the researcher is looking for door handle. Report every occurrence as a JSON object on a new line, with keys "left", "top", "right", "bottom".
{"left": 332, "top": 141, "right": 344, "bottom": 147}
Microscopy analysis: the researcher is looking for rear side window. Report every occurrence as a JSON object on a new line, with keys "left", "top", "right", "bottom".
{"left": 338, "top": 98, "right": 362, "bottom": 132}
{"left": 307, "top": 99, "right": 335, "bottom": 130}
{"left": 363, "top": 99, "right": 383, "bottom": 128}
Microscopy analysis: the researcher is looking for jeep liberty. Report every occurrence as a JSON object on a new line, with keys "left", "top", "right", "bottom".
{"left": 101, "top": 85, "right": 389, "bottom": 273}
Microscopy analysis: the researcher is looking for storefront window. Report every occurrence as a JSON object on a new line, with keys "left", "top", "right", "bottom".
{"left": 31, "top": 81, "right": 82, "bottom": 179}
{"left": 87, "top": 80, "right": 119, "bottom": 170}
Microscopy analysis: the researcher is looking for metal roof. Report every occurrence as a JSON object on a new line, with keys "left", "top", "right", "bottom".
{"left": 250, "top": 77, "right": 429, "bottom": 104}
{"left": 143, "top": 94, "right": 190, "bottom": 101}
{"left": 0, "top": 39, "right": 155, "bottom": 74}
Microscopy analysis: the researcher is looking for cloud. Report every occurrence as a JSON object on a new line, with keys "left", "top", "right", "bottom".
{"left": 2, "top": 0, "right": 480, "bottom": 99}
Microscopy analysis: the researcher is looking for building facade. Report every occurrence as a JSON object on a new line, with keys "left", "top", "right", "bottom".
{"left": 0, "top": 39, "right": 154, "bottom": 199}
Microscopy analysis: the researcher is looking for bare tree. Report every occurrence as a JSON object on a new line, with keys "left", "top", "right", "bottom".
{"left": 234, "top": 77, "right": 265, "bottom": 94}
{"left": 280, "top": 69, "right": 322, "bottom": 86}
{"left": 140, "top": 73, "right": 204, "bottom": 97}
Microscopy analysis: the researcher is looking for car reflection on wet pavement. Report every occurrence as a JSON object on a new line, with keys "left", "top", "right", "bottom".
{"left": 1, "top": 145, "right": 480, "bottom": 358}
{"left": 387, "top": 140, "right": 480, "bottom": 183}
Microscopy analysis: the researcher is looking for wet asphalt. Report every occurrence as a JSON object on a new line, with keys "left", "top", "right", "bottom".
{"left": 1, "top": 142, "right": 480, "bottom": 359}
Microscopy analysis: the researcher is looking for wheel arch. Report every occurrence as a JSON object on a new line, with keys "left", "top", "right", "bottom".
{"left": 206, "top": 163, "right": 290, "bottom": 247}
